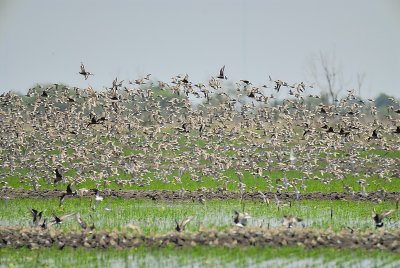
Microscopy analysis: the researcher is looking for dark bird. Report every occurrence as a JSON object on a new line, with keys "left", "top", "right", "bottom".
{"left": 240, "top": 80, "right": 251, "bottom": 85}
{"left": 217, "top": 65, "right": 227, "bottom": 80}
{"left": 59, "top": 194, "right": 67, "bottom": 207}
{"left": 79, "top": 62, "right": 93, "bottom": 80}
{"left": 30, "top": 208, "right": 43, "bottom": 227}
{"left": 59, "top": 183, "right": 76, "bottom": 207}
{"left": 87, "top": 114, "right": 107, "bottom": 127}
{"left": 368, "top": 128, "right": 380, "bottom": 140}
{"left": 175, "top": 216, "right": 194, "bottom": 232}
{"left": 182, "top": 74, "right": 189, "bottom": 84}
{"left": 339, "top": 128, "right": 350, "bottom": 136}
{"left": 326, "top": 127, "right": 334, "bottom": 133}
{"left": 40, "top": 217, "right": 48, "bottom": 229}
{"left": 54, "top": 168, "right": 63, "bottom": 184}
{"left": 372, "top": 209, "right": 395, "bottom": 228}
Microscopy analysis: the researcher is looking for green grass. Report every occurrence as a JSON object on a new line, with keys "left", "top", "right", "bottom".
{"left": 1, "top": 244, "right": 399, "bottom": 268}
{"left": 2, "top": 166, "right": 399, "bottom": 194}
{"left": 1, "top": 198, "right": 398, "bottom": 234}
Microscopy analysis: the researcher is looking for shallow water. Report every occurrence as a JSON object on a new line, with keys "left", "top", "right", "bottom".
{"left": 0, "top": 199, "right": 398, "bottom": 233}
{"left": 2, "top": 252, "right": 399, "bottom": 268}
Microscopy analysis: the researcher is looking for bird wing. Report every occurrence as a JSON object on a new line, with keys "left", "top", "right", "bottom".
{"left": 66, "top": 183, "right": 73, "bottom": 194}
{"left": 75, "top": 213, "right": 88, "bottom": 229}
{"left": 381, "top": 210, "right": 396, "bottom": 219}
{"left": 180, "top": 216, "right": 195, "bottom": 230}
{"left": 59, "top": 212, "right": 77, "bottom": 220}
{"left": 31, "top": 208, "right": 38, "bottom": 217}
{"left": 59, "top": 194, "right": 66, "bottom": 207}
{"left": 294, "top": 216, "right": 302, "bottom": 223}
{"left": 219, "top": 66, "right": 225, "bottom": 76}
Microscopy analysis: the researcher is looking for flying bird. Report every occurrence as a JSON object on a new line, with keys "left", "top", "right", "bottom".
{"left": 54, "top": 168, "right": 63, "bottom": 184}
{"left": 175, "top": 216, "right": 195, "bottom": 232}
{"left": 217, "top": 65, "right": 227, "bottom": 80}
{"left": 79, "top": 62, "right": 93, "bottom": 80}
{"left": 59, "top": 183, "right": 76, "bottom": 207}
{"left": 50, "top": 211, "right": 76, "bottom": 226}
{"left": 75, "top": 212, "right": 95, "bottom": 231}
{"left": 233, "top": 211, "right": 251, "bottom": 228}
{"left": 30, "top": 208, "right": 44, "bottom": 227}
{"left": 372, "top": 209, "right": 395, "bottom": 228}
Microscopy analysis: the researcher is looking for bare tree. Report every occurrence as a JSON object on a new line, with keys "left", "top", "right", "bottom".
{"left": 308, "top": 50, "right": 346, "bottom": 104}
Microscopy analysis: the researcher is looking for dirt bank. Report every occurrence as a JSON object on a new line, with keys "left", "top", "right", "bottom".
{"left": 0, "top": 188, "right": 398, "bottom": 202}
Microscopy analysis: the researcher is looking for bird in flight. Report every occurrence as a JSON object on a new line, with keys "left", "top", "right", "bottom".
{"left": 75, "top": 212, "right": 95, "bottom": 231}
{"left": 91, "top": 189, "right": 104, "bottom": 210}
{"left": 30, "top": 208, "right": 44, "bottom": 227}
{"left": 49, "top": 211, "right": 76, "bottom": 226}
{"left": 79, "top": 62, "right": 94, "bottom": 80}
{"left": 175, "top": 216, "right": 194, "bottom": 232}
{"left": 233, "top": 211, "right": 251, "bottom": 227}
{"left": 54, "top": 168, "right": 63, "bottom": 185}
{"left": 217, "top": 65, "right": 227, "bottom": 80}
{"left": 59, "top": 183, "right": 76, "bottom": 207}
{"left": 372, "top": 209, "right": 395, "bottom": 228}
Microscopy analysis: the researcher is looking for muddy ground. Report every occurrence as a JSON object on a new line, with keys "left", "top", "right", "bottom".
{"left": 0, "top": 188, "right": 399, "bottom": 202}
{"left": 1, "top": 226, "right": 400, "bottom": 252}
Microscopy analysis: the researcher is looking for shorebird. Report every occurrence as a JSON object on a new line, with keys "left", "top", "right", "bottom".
{"left": 59, "top": 183, "right": 76, "bottom": 207}
{"left": 40, "top": 217, "right": 48, "bottom": 229}
{"left": 217, "top": 65, "right": 227, "bottom": 80}
{"left": 258, "top": 191, "right": 267, "bottom": 203}
{"left": 49, "top": 211, "right": 76, "bottom": 226}
{"left": 79, "top": 62, "right": 93, "bottom": 80}
{"left": 75, "top": 212, "right": 95, "bottom": 231}
{"left": 54, "top": 168, "right": 63, "bottom": 184}
{"left": 175, "top": 216, "right": 194, "bottom": 232}
{"left": 233, "top": 211, "right": 251, "bottom": 227}
{"left": 281, "top": 215, "right": 302, "bottom": 228}
{"left": 92, "top": 189, "right": 104, "bottom": 210}
{"left": 372, "top": 209, "right": 395, "bottom": 228}
{"left": 30, "top": 208, "right": 44, "bottom": 227}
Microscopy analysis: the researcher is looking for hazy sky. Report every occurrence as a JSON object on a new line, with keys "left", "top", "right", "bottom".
{"left": 1, "top": 0, "right": 399, "bottom": 98}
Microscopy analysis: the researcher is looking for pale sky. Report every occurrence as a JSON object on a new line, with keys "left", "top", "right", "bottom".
{"left": 1, "top": 0, "right": 399, "bottom": 98}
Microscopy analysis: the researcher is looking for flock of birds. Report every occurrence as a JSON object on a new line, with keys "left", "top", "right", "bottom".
{"left": 1, "top": 63, "right": 400, "bottom": 233}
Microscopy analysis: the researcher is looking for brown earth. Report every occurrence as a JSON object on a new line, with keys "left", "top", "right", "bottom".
{"left": 1, "top": 226, "right": 400, "bottom": 252}
{"left": 0, "top": 188, "right": 399, "bottom": 202}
